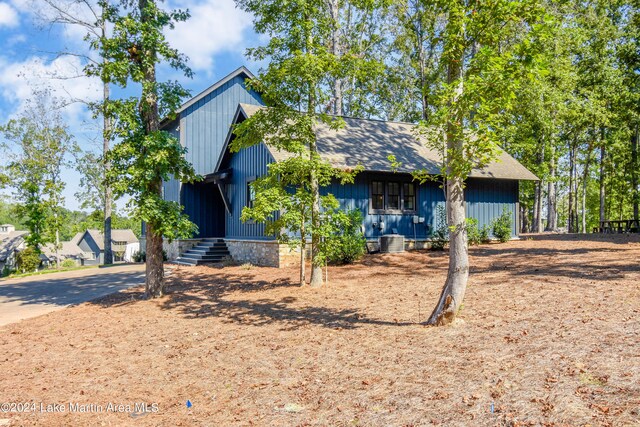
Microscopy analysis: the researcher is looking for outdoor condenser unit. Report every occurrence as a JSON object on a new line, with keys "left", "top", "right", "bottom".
{"left": 380, "top": 234, "right": 405, "bottom": 253}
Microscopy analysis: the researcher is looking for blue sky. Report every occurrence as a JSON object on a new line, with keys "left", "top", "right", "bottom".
{"left": 0, "top": 0, "right": 261, "bottom": 211}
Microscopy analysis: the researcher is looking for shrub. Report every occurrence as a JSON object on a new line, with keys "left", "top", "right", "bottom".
{"left": 467, "top": 218, "right": 491, "bottom": 246}
{"left": 430, "top": 204, "right": 449, "bottom": 250}
{"left": 1, "top": 265, "right": 14, "bottom": 277}
{"left": 17, "top": 247, "right": 41, "bottom": 272}
{"left": 322, "top": 208, "right": 367, "bottom": 265}
{"left": 61, "top": 258, "right": 77, "bottom": 269}
{"left": 132, "top": 250, "right": 167, "bottom": 263}
{"left": 492, "top": 207, "right": 513, "bottom": 243}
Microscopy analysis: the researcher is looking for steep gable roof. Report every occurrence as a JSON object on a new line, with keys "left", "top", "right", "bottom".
{"left": 0, "top": 231, "right": 28, "bottom": 262}
{"left": 82, "top": 229, "right": 139, "bottom": 251}
{"left": 231, "top": 104, "right": 538, "bottom": 181}
{"left": 177, "top": 66, "right": 255, "bottom": 114}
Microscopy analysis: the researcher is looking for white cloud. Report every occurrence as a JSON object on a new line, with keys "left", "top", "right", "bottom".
{"left": 0, "top": 55, "right": 101, "bottom": 125}
{"left": 0, "top": 2, "right": 19, "bottom": 27}
{"left": 166, "top": 0, "right": 252, "bottom": 73}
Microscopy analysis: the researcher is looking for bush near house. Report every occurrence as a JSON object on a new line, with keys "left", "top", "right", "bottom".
{"left": 492, "top": 208, "right": 513, "bottom": 243}
{"left": 16, "top": 247, "right": 41, "bottom": 273}
{"left": 61, "top": 258, "right": 77, "bottom": 269}
{"left": 430, "top": 205, "right": 449, "bottom": 250}
{"left": 323, "top": 209, "right": 367, "bottom": 265}
{"left": 466, "top": 218, "right": 490, "bottom": 246}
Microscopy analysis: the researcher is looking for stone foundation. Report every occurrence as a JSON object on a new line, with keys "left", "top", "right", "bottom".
{"left": 367, "top": 238, "right": 433, "bottom": 252}
{"left": 225, "top": 239, "right": 301, "bottom": 268}
{"left": 163, "top": 239, "right": 200, "bottom": 261}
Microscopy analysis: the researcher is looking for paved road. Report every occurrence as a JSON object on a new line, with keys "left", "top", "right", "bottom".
{"left": 0, "top": 264, "right": 146, "bottom": 327}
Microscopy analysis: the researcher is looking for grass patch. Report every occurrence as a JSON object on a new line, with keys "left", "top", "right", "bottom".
{"left": 2, "top": 265, "right": 98, "bottom": 280}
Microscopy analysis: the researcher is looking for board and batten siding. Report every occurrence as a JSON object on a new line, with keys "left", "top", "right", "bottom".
{"left": 465, "top": 178, "right": 519, "bottom": 237}
{"left": 162, "top": 75, "right": 263, "bottom": 203}
{"left": 224, "top": 143, "right": 274, "bottom": 240}
{"left": 321, "top": 172, "right": 444, "bottom": 239}
{"left": 322, "top": 173, "right": 519, "bottom": 239}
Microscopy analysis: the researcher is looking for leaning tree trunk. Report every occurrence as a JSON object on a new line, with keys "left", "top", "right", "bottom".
{"left": 426, "top": 173, "right": 468, "bottom": 325}
{"left": 426, "top": 36, "right": 467, "bottom": 326}
{"left": 139, "top": 0, "right": 163, "bottom": 297}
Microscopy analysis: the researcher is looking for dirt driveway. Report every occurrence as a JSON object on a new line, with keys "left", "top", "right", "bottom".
{"left": 0, "top": 234, "right": 639, "bottom": 426}
{"left": 0, "top": 264, "right": 145, "bottom": 327}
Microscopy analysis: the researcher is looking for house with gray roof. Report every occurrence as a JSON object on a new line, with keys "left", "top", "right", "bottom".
{"left": 74, "top": 229, "right": 139, "bottom": 265}
{"left": 0, "top": 225, "right": 28, "bottom": 273}
{"left": 158, "top": 67, "right": 537, "bottom": 267}
{"left": 41, "top": 241, "right": 93, "bottom": 267}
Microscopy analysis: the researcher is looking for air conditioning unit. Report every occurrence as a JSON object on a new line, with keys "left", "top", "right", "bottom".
{"left": 380, "top": 234, "right": 405, "bottom": 253}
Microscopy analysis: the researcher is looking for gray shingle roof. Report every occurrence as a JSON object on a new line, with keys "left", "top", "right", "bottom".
{"left": 84, "top": 229, "right": 138, "bottom": 250}
{"left": 41, "top": 241, "right": 90, "bottom": 259}
{"left": 0, "top": 231, "right": 28, "bottom": 262}
{"left": 236, "top": 103, "right": 538, "bottom": 181}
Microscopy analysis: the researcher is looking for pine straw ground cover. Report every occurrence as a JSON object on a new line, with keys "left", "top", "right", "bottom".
{"left": 0, "top": 234, "right": 639, "bottom": 427}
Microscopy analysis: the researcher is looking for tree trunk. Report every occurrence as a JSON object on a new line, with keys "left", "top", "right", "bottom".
{"left": 305, "top": 14, "right": 323, "bottom": 288}
{"left": 102, "top": 27, "right": 113, "bottom": 265}
{"left": 599, "top": 144, "right": 606, "bottom": 227}
{"left": 581, "top": 147, "right": 592, "bottom": 234}
{"left": 300, "top": 216, "right": 306, "bottom": 286}
{"left": 632, "top": 125, "right": 639, "bottom": 221}
{"left": 568, "top": 144, "right": 575, "bottom": 233}
{"left": 309, "top": 164, "right": 323, "bottom": 287}
{"left": 140, "top": 0, "right": 163, "bottom": 297}
{"left": 427, "top": 175, "right": 468, "bottom": 325}
{"left": 55, "top": 227, "right": 60, "bottom": 269}
{"left": 532, "top": 182, "right": 539, "bottom": 232}
{"left": 145, "top": 211, "right": 164, "bottom": 297}
{"left": 545, "top": 146, "right": 557, "bottom": 231}
{"left": 427, "top": 29, "right": 467, "bottom": 326}
{"left": 520, "top": 202, "right": 530, "bottom": 233}
{"left": 328, "top": 0, "right": 343, "bottom": 116}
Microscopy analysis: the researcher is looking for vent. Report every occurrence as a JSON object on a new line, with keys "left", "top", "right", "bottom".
{"left": 380, "top": 234, "right": 405, "bottom": 253}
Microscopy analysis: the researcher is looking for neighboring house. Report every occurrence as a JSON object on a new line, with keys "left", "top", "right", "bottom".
{"left": 73, "top": 229, "right": 139, "bottom": 265}
{"left": 41, "top": 241, "right": 92, "bottom": 267}
{"left": 157, "top": 67, "right": 537, "bottom": 267}
{"left": 0, "top": 225, "right": 28, "bottom": 273}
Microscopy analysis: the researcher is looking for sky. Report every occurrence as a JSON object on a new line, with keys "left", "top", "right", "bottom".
{"left": 0, "top": 0, "right": 261, "bottom": 212}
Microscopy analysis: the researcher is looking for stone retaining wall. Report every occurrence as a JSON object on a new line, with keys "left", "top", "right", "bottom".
{"left": 225, "top": 239, "right": 301, "bottom": 268}
{"left": 163, "top": 239, "right": 200, "bottom": 261}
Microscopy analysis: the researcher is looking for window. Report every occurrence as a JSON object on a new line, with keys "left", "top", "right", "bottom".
{"left": 247, "top": 180, "right": 256, "bottom": 208}
{"left": 371, "top": 181, "right": 384, "bottom": 210}
{"left": 370, "top": 180, "right": 417, "bottom": 213}
{"left": 403, "top": 183, "right": 416, "bottom": 211}
{"left": 387, "top": 182, "right": 400, "bottom": 210}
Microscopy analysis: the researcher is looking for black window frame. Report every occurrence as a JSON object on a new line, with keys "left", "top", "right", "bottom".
{"left": 369, "top": 179, "right": 417, "bottom": 214}
{"left": 370, "top": 181, "right": 385, "bottom": 211}
{"left": 246, "top": 176, "right": 257, "bottom": 209}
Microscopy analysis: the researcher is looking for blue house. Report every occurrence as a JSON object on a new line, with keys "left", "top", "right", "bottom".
{"left": 160, "top": 67, "right": 537, "bottom": 267}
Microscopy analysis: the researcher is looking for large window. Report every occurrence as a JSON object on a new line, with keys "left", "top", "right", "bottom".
{"left": 370, "top": 180, "right": 417, "bottom": 213}
{"left": 371, "top": 181, "right": 385, "bottom": 210}
{"left": 403, "top": 183, "right": 416, "bottom": 211}
{"left": 387, "top": 182, "right": 400, "bottom": 210}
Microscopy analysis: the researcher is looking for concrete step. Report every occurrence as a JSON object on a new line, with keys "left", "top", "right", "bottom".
{"left": 181, "top": 253, "right": 226, "bottom": 261}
